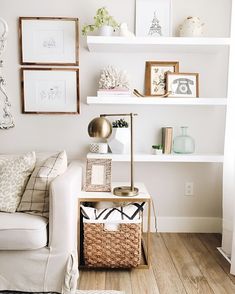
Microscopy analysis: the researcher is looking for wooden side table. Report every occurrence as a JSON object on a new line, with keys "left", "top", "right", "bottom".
{"left": 77, "top": 182, "right": 151, "bottom": 269}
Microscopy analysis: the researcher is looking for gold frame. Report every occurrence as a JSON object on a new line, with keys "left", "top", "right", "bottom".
{"left": 21, "top": 67, "right": 80, "bottom": 114}
{"left": 166, "top": 72, "right": 199, "bottom": 98}
{"left": 85, "top": 159, "right": 112, "bottom": 192}
{"left": 19, "top": 17, "right": 79, "bottom": 66}
{"left": 145, "top": 61, "right": 179, "bottom": 96}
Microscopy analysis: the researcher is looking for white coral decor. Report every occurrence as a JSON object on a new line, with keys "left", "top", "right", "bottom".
{"left": 99, "top": 66, "right": 130, "bottom": 89}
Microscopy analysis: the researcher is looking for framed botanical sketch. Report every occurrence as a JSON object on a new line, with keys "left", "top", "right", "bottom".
{"left": 145, "top": 61, "right": 179, "bottom": 96}
{"left": 136, "top": 0, "right": 172, "bottom": 37}
{"left": 85, "top": 159, "right": 112, "bottom": 192}
{"left": 166, "top": 73, "right": 199, "bottom": 98}
{"left": 19, "top": 17, "right": 79, "bottom": 65}
{"left": 21, "top": 68, "right": 80, "bottom": 114}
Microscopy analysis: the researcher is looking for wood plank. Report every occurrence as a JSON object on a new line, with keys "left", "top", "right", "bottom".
{"left": 180, "top": 233, "right": 235, "bottom": 294}
{"left": 151, "top": 233, "right": 187, "bottom": 294}
{"left": 162, "top": 233, "right": 214, "bottom": 294}
{"left": 105, "top": 270, "right": 132, "bottom": 294}
{"left": 130, "top": 265, "right": 160, "bottom": 294}
{"left": 199, "top": 233, "right": 235, "bottom": 284}
{"left": 78, "top": 270, "right": 106, "bottom": 290}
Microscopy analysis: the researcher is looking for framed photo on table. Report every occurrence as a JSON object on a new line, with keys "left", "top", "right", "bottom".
{"left": 166, "top": 73, "right": 199, "bottom": 98}
{"left": 135, "top": 0, "right": 172, "bottom": 37}
{"left": 21, "top": 68, "right": 80, "bottom": 114}
{"left": 19, "top": 17, "right": 79, "bottom": 65}
{"left": 145, "top": 61, "right": 179, "bottom": 96}
{"left": 85, "top": 159, "right": 112, "bottom": 192}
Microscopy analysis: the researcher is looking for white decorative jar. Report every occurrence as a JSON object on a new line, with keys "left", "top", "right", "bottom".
{"left": 108, "top": 128, "right": 130, "bottom": 154}
{"left": 178, "top": 17, "right": 205, "bottom": 37}
{"left": 98, "top": 25, "right": 113, "bottom": 36}
{"left": 152, "top": 149, "right": 163, "bottom": 155}
{"left": 89, "top": 143, "right": 108, "bottom": 154}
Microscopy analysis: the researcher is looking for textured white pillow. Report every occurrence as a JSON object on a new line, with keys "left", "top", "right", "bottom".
{"left": 0, "top": 152, "right": 36, "bottom": 213}
{"left": 17, "top": 151, "right": 67, "bottom": 218}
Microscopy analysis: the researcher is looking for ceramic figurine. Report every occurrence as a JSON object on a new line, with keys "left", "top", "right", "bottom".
{"left": 119, "top": 23, "right": 135, "bottom": 37}
{"left": 178, "top": 16, "right": 205, "bottom": 37}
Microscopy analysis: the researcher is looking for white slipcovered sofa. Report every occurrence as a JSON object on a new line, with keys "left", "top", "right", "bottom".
{"left": 0, "top": 160, "right": 82, "bottom": 293}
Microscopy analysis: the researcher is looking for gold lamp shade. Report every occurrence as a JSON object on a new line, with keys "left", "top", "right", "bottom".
{"left": 88, "top": 117, "right": 112, "bottom": 139}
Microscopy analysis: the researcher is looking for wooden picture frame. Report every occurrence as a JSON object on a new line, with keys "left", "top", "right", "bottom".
{"left": 145, "top": 61, "right": 179, "bottom": 96}
{"left": 85, "top": 159, "right": 112, "bottom": 192}
{"left": 21, "top": 68, "right": 80, "bottom": 114}
{"left": 19, "top": 17, "right": 79, "bottom": 66}
{"left": 166, "top": 72, "right": 199, "bottom": 98}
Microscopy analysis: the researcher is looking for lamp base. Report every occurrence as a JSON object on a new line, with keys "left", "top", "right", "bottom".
{"left": 113, "top": 186, "right": 139, "bottom": 197}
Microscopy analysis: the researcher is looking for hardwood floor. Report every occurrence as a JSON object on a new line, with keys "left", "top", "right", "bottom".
{"left": 78, "top": 233, "right": 235, "bottom": 294}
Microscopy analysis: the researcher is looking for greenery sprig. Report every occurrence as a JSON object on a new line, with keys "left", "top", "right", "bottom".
{"left": 112, "top": 119, "right": 128, "bottom": 128}
{"left": 82, "top": 7, "right": 119, "bottom": 35}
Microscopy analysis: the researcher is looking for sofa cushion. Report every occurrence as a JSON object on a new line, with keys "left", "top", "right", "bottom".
{"left": 0, "top": 212, "right": 48, "bottom": 250}
{"left": 0, "top": 152, "right": 36, "bottom": 213}
{"left": 17, "top": 151, "right": 67, "bottom": 218}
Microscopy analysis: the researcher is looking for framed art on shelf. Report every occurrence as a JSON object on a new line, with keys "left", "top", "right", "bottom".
{"left": 135, "top": 0, "right": 172, "bottom": 37}
{"left": 85, "top": 159, "right": 112, "bottom": 192}
{"left": 19, "top": 17, "right": 79, "bottom": 65}
{"left": 145, "top": 61, "right": 179, "bottom": 96}
{"left": 166, "top": 73, "right": 199, "bottom": 98}
{"left": 21, "top": 68, "right": 80, "bottom": 114}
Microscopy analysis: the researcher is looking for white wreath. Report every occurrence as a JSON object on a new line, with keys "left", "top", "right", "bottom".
{"left": 0, "top": 17, "right": 14, "bottom": 130}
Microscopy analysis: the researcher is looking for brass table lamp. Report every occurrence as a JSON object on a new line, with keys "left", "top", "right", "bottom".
{"left": 88, "top": 113, "right": 139, "bottom": 197}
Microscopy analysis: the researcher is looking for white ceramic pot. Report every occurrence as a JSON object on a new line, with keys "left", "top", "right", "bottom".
{"left": 108, "top": 128, "right": 130, "bottom": 154}
{"left": 89, "top": 143, "right": 108, "bottom": 154}
{"left": 98, "top": 25, "right": 113, "bottom": 36}
{"left": 152, "top": 149, "right": 163, "bottom": 155}
{"left": 178, "top": 17, "right": 205, "bottom": 37}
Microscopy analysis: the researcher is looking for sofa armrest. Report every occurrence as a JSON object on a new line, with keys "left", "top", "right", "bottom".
{"left": 48, "top": 160, "right": 82, "bottom": 252}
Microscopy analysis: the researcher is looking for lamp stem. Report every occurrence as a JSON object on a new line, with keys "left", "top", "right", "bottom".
{"left": 130, "top": 113, "right": 134, "bottom": 191}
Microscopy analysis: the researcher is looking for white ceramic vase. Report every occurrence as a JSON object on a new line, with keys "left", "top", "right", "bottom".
{"left": 98, "top": 25, "right": 113, "bottom": 36}
{"left": 108, "top": 128, "right": 130, "bottom": 154}
{"left": 178, "top": 16, "right": 205, "bottom": 37}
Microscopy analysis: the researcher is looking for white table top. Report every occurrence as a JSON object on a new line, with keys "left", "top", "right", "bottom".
{"left": 79, "top": 182, "right": 150, "bottom": 201}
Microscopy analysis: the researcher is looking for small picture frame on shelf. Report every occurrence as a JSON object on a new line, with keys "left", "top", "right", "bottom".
{"left": 85, "top": 159, "right": 112, "bottom": 192}
{"left": 145, "top": 61, "right": 179, "bottom": 96}
{"left": 166, "top": 73, "right": 199, "bottom": 98}
{"left": 21, "top": 68, "right": 80, "bottom": 114}
{"left": 135, "top": 0, "right": 172, "bottom": 37}
{"left": 19, "top": 17, "right": 79, "bottom": 65}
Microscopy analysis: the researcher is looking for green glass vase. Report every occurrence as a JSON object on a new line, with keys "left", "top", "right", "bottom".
{"left": 173, "top": 126, "right": 195, "bottom": 154}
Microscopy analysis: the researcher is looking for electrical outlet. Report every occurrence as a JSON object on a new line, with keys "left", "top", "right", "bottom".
{"left": 185, "top": 182, "right": 194, "bottom": 196}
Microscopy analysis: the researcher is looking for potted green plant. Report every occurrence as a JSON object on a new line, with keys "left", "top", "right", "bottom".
{"left": 152, "top": 144, "right": 163, "bottom": 155}
{"left": 82, "top": 7, "right": 119, "bottom": 36}
{"left": 108, "top": 119, "right": 130, "bottom": 154}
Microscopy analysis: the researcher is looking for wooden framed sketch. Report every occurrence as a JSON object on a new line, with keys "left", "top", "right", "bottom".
{"left": 21, "top": 68, "right": 80, "bottom": 114}
{"left": 136, "top": 0, "right": 172, "bottom": 37}
{"left": 166, "top": 73, "right": 199, "bottom": 98}
{"left": 19, "top": 17, "right": 79, "bottom": 65}
{"left": 145, "top": 61, "right": 179, "bottom": 96}
{"left": 85, "top": 159, "right": 112, "bottom": 192}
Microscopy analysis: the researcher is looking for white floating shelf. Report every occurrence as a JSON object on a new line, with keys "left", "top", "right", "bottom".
{"left": 87, "top": 36, "right": 230, "bottom": 53}
{"left": 87, "top": 96, "right": 227, "bottom": 106}
{"left": 87, "top": 153, "right": 224, "bottom": 163}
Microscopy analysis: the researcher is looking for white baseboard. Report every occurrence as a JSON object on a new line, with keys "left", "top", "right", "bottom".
{"left": 144, "top": 216, "right": 222, "bottom": 233}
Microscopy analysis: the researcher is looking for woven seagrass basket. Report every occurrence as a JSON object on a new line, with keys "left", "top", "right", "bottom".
{"left": 83, "top": 222, "right": 142, "bottom": 268}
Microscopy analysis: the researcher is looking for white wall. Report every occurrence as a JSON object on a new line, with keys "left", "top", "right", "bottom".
{"left": 0, "top": 0, "right": 232, "bottom": 232}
